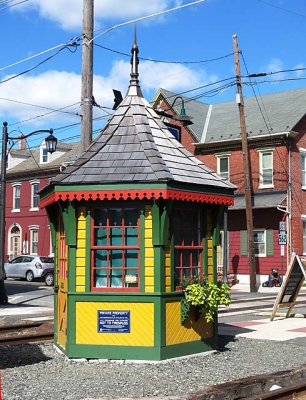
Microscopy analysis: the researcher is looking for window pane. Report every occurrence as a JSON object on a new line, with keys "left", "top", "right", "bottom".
{"left": 92, "top": 207, "right": 139, "bottom": 290}
{"left": 94, "top": 209, "right": 107, "bottom": 226}
{"left": 219, "top": 157, "right": 228, "bottom": 173}
{"left": 94, "top": 227, "right": 107, "bottom": 246}
{"left": 262, "top": 153, "right": 272, "bottom": 168}
{"left": 109, "top": 208, "right": 122, "bottom": 226}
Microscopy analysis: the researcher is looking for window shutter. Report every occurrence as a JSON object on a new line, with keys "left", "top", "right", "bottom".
{"left": 240, "top": 230, "right": 248, "bottom": 256}
{"left": 266, "top": 229, "right": 274, "bottom": 256}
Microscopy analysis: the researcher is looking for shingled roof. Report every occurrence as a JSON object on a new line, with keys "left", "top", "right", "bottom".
{"left": 50, "top": 37, "right": 234, "bottom": 192}
{"left": 154, "top": 87, "right": 306, "bottom": 144}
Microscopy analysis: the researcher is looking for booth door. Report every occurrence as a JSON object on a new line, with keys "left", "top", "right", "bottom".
{"left": 57, "top": 219, "right": 68, "bottom": 350}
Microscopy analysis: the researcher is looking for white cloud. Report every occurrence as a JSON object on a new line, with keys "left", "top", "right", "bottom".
{"left": 15, "top": 0, "right": 179, "bottom": 30}
{"left": 0, "top": 59, "right": 209, "bottom": 128}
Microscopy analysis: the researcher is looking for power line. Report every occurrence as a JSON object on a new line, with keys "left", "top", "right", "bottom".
{"left": 255, "top": 0, "right": 306, "bottom": 19}
{"left": 0, "top": 0, "right": 30, "bottom": 12}
{"left": 94, "top": 43, "right": 234, "bottom": 65}
{"left": 91, "top": 0, "right": 207, "bottom": 44}
{"left": 0, "top": 40, "right": 80, "bottom": 85}
{"left": 0, "top": 37, "right": 81, "bottom": 73}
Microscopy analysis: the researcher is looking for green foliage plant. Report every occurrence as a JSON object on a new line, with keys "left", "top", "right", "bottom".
{"left": 180, "top": 276, "right": 230, "bottom": 324}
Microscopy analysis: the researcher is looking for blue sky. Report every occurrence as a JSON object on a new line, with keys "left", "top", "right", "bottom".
{"left": 0, "top": 0, "right": 305, "bottom": 148}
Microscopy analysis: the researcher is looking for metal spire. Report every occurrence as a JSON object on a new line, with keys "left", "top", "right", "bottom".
{"left": 127, "top": 26, "right": 143, "bottom": 97}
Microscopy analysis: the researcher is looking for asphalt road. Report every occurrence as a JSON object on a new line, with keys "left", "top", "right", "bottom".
{"left": 0, "top": 279, "right": 54, "bottom": 326}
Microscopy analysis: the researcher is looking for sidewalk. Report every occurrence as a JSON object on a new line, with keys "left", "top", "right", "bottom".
{"left": 219, "top": 283, "right": 306, "bottom": 341}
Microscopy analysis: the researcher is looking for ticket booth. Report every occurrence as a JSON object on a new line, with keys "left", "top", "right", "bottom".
{"left": 40, "top": 38, "right": 235, "bottom": 361}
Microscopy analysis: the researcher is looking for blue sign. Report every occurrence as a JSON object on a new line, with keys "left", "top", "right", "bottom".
{"left": 97, "top": 310, "right": 130, "bottom": 333}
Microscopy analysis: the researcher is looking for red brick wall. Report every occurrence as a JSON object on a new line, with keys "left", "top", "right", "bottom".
{"left": 228, "top": 208, "right": 286, "bottom": 276}
{"left": 5, "top": 177, "right": 52, "bottom": 259}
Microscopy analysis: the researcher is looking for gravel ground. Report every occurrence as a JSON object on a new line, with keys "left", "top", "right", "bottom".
{"left": 1, "top": 335, "right": 306, "bottom": 400}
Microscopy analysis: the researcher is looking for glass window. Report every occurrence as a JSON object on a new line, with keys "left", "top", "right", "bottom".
{"left": 91, "top": 207, "right": 139, "bottom": 290}
{"left": 42, "top": 148, "right": 48, "bottom": 163}
{"left": 259, "top": 151, "right": 273, "bottom": 187}
{"left": 217, "top": 156, "right": 229, "bottom": 180}
{"left": 31, "top": 229, "right": 38, "bottom": 255}
{"left": 13, "top": 185, "right": 21, "bottom": 210}
{"left": 31, "top": 183, "right": 39, "bottom": 209}
{"left": 254, "top": 229, "right": 266, "bottom": 257}
{"left": 167, "top": 126, "right": 181, "bottom": 142}
{"left": 173, "top": 208, "right": 203, "bottom": 288}
{"left": 302, "top": 154, "right": 306, "bottom": 187}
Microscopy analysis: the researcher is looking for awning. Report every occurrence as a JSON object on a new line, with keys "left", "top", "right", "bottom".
{"left": 230, "top": 191, "right": 287, "bottom": 210}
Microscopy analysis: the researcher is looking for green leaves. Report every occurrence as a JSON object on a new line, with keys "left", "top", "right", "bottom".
{"left": 181, "top": 279, "right": 230, "bottom": 323}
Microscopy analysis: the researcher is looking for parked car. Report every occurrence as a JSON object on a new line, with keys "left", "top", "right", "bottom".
{"left": 41, "top": 267, "right": 54, "bottom": 286}
{"left": 4, "top": 256, "right": 54, "bottom": 282}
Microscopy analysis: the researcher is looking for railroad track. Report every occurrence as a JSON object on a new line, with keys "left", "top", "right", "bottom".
{"left": 0, "top": 321, "right": 54, "bottom": 345}
{"left": 248, "top": 381, "right": 306, "bottom": 399}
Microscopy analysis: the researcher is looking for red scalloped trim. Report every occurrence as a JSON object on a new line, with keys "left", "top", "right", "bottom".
{"left": 40, "top": 189, "right": 234, "bottom": 208}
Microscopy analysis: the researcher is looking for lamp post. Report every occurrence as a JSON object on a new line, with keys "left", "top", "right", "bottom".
{"left": 0, "top": 122, "right": 57, "bottom": 304}
{"left": 155, "top": 96, "right": 193, "bottom": 126}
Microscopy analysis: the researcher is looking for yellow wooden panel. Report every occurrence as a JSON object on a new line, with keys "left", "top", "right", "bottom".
{"left": 145, "top": 248, "right": 154, "bottom": 258}
{"left": 165, "top": 286, "right": 171, "bottom": 293}
{"left": 77, "top": 239, "right": 86, "bottom": 248}
{"left": 77, "top": 229, "right": 86, "bottom": 239}
{"left": 145, "top": 276, "right": 154, "bottom": 286}
{"left": 76, "top": 302, "right": 154, "bottom": 346}
{"left": 145, "top": 220, "right": 152, "bottom": 229}
{"left": 76, "top": 266, "right": 85, "bottom": 276}
{"left": 165, "top": 267, "right": 171, "bottom": 278}
{"left": 145, "top": 286, "right": 154, "bottom": 293}
{"left": 76, "top": 276, "right": 86, "bottom": 285}
{"left": 76, "top": 248, "right": 86, "bottom": 258}
{"left": 208, "top": 266, "right": 213, "bottom": 275}
{"left": 145, "top": 238, "right": 153, "bottom": 247}
{"left": 76, "top": 285, "right": 85, "bottom": 292}
{"left": 145, "top": 257, "right": 154, "bottom": 267}
{"left": 76, "top": 258, "right": 86, "bottom": 267}
{"left": 207, "top": 248, "right": 213, "bottom": 257}
{"left": 145, "top": 267, "right": 154, "bottom": 276}
{"left": 78, "top": 220, "right": 86, "bottom": 230}
{"left": 165, "top": 277, "right": 171, "bottom": 286}
{"left": 165, "top": 302, "right": 213, "bottom": 345}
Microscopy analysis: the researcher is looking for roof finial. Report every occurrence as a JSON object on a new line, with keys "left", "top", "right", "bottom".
{"left": 127, "top": 25, "right": 143, "bottom": 97}
{"left": 130, "top": 25, "right": 139, "bottom": 82}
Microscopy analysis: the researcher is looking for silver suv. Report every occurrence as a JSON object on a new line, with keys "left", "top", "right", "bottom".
{"left": 4, "top": 256, "right": 54, "bottom": 282}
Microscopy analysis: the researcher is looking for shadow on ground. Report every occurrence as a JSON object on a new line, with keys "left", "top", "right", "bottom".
{"left": 217, "top": 334, "right": 237, "bottom": 353}
{"left": 0, "top": 344, "right": 51, "bottom": 368}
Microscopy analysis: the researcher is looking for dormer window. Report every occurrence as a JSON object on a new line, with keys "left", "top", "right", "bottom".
{"left": 41, "top": 148, "right": 49, "bottom": 164}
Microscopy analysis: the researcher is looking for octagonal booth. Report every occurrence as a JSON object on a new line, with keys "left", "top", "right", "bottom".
{"left": 40, "top": 39, "right": 235, "bottom": 361}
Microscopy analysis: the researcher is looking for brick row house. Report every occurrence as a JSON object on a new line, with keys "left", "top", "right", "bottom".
{"left": 152, "top": 87, "right": 306, "bottom": 285}
{"left": 3, "top": 138, "right": 79, "bottom": 260}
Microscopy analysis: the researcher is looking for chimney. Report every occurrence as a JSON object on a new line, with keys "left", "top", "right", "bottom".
{"left": 18, "top": 134, "right": 26, "bottom": 150}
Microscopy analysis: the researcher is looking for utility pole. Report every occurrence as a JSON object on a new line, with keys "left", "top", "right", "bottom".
{"left": 233, "top": 34, "right": 257, "bottom": 292}
{"left": 0, "top": 122, "right": 8, "bottom": 304}
{"left": 81, "top": 0, "right": 94, "bottom": 152}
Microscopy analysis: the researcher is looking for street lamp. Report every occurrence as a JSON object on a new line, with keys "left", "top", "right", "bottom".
{"left": 155, "top": 96, "right": 193, "bottom": 126}
{"left": 0, "top": 122, "right": 57, "bottom": 304}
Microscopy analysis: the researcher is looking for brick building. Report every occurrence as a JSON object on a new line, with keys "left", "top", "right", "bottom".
{"left": 4, "top": 139, "right": 79, "bottom": 260}
{"left": 152, "top": 87, "right": 306, "bottom": 284}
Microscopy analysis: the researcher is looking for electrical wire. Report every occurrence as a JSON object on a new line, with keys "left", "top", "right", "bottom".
{"left": 0, "top": 40, "right": 80, "bottom": 85}
{"left": 255, "top": 0, "right": 306, "bottom": 19}
{"left": 94, "top": 43, "right": 234, "bottom": 65}
{"left": 90, "top": 0, "right": 207, "bottom": 44}
{"left": 0, "top": 0, "right": 30, "bottom": 12}
{"left": 241, "top": 51, "right": 304, "bottom": 215}
{"left": 0, "top": 37, "right": 81, "bottom": 73}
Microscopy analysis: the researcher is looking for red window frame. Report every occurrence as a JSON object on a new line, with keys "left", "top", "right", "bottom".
{"left": 173, "top": 207, "right": 203, "bottom": 289}
{"left": 90, "top": 206, "right": 140, "bottom": 292}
